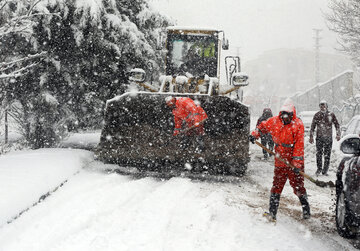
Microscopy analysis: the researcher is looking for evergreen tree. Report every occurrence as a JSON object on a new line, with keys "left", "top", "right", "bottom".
{"left": 0, "top": 0, "right": 172, "bottom": 147}
{"left": 31, "top": 0, "right": 172, "bottom": 129}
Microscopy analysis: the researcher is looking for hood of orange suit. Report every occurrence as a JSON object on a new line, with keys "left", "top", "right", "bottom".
{"left": 279, "top": 98, "right": 297, "bottom": 119}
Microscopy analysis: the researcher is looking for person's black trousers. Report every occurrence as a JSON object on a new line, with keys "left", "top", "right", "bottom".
{"left": 180, "top": 134, "right": 204, "bottom": 153}
{"left": 316, "top": 136, "right": 333, "bottom": 174}
{"left": 261, "top": 134, "right": 274, "bottom": 158}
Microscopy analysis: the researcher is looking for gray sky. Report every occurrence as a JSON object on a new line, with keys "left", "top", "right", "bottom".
{"left": 149, "top": 0, "right": 340, "bottom": 62}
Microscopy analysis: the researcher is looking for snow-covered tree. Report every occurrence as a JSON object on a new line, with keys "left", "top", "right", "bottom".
{"left": 326, "top": 0, "right": 360, "bottom": 65}
{"left": 34, "top": 0, "right": 171, "bottom": 128}
{"left": 0, "top": 0, "right": 48, "bottom": 79}
{"left": 0, "top": 0, "right": 51, "bottom": 147}
{"left": 0, "top": 0, "right": 172, "bottom": 147}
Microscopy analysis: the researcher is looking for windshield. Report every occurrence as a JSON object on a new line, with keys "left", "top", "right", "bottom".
{"left": 166, "top": 34, "right": 218, "bottom": 77}
{"left": 346, "top": 118, "right": 360, "bottom": 135}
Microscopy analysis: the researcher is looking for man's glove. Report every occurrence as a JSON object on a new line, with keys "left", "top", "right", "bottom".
{"left": 309, "top": 136, "right": 314, "bottom": 144}
{"left": 249, "top": 135, "right": 256, "bottom": 144}
{"left": 293, "top": 167, "right": 301, "bottom": 174}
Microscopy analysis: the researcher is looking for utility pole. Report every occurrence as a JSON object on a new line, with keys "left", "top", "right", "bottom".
{"left": 1, "top": 78, "right": 8, "bottom": 144}
{"left": 313, "top": 29, "right": 322, "bottom": 84}
{"left": 313, "top": 29, "right": 322, "bottom": 103}
{"left": 4, "top": 109, "right": 8, "bottom": 144}
{"left": 235, "top": 46, "right": 241, "bottom": 57}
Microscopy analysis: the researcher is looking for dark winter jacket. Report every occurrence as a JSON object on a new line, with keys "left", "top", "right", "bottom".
{"left": 310, "top": 110, "right": 340, "bottom": 139}
{"left": 257, "top": 108, "right": 273, "bottom": 126}
{"left": 256, "top": 108, "right": 273, "bottom": 137}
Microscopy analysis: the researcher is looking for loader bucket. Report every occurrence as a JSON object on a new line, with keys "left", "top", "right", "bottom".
{"left": 96, "top": 92, "right": 250, "bottom": 176}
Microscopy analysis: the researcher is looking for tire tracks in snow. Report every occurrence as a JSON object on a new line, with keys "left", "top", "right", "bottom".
{"left": 3, "top": 170, "right": 80, "bottom": 228}
{"left": 94, "top": 156, "right": 349, "bottom": 247}
{"left": 3, "top": 159, "right": 96, "bottom": 228}
{"left": 243, "top": 154, "right": 357, "bottom": 250}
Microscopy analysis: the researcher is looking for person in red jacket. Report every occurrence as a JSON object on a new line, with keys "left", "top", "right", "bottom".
{"left": 249, "top": 99, "right": 310, "bottom": 221}
{"left": 165, "top": 96, "right": 207, "bottom": 151}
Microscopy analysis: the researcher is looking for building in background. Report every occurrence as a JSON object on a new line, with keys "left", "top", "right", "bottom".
{"left": 243, "top": 48, "right": 353, "bottom": 116}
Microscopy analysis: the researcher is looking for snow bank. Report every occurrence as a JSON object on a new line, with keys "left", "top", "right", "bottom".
{"left": 0, "top": 149, "right": 94, "bottom": 227}
{"left": 59, "top": 131, "right": 101, "bottom": 150}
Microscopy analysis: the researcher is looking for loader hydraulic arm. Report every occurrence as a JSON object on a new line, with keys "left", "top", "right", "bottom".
{"left": 220, "top": 85, "right": 241, "bottom": 95}
{"left": 136, "top": 81, "right": 158, "bottom": 92}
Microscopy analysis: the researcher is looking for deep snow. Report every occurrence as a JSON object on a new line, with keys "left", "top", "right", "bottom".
{"left": 0, "top": 130, "right": 357, "bottom": 250}
{"left": 0, "top": 149, "right": 93, "bottom": 227}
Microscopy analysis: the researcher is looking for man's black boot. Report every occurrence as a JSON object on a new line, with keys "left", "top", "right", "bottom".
{"left": 299, "top": 194, "right": 311, "bottom": 219}
{"left": 263, "top": 152, "right": 268, "bottom": 160}
{"left": 269, "top": 193, "right": 280, "bottom": 220}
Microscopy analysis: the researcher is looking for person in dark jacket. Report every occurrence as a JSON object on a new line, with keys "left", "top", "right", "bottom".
{"left": 309, "top": 100, "right": 341, "bottom": 176}
{"left": 256, "top": 108, "right": 274, "bottom": 159}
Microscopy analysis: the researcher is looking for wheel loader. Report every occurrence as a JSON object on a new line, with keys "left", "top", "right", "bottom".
{"left": 96, "top": 26, "right": 250, "bottom": 177}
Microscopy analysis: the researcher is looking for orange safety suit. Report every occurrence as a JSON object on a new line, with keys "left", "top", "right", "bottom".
{"left": 172, "top": 97, "right": 207, "bottom": 136}
{"left": 251, "top": 102, "right": 306, "bottom": 196}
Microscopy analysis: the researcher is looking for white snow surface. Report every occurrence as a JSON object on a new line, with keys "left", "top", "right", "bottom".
{"left": 0, "top": 149, "right": 93, "bottom": 227}
{"left": 167, "top": 26, "right": 220, "bottom": 32}
{"left": 0, "top": 128, "right": 357, "bottom": 250}
{"left": 59, "top": 131, "right": 101, "bottom": 150}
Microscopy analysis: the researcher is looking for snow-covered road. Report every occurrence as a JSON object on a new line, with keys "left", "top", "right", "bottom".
{"left": 0, "top": 140, "right": 357, "bottom": 250}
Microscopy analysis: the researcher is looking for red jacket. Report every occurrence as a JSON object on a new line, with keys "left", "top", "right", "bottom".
{"left": 172, "top": 97, "right": 207, "bottom": 135}
{"left": 251, "top": 102, "right": 304, "bottom": 169}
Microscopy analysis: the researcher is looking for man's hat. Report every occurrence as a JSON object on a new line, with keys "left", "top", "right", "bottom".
{"left": 319, "top": 100, "right": 328, "bottom": 108}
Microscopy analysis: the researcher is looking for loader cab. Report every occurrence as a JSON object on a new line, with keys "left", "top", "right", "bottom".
{"left": 165, "top": 27, "right": 221, "bottom": 78}
{"left": 128, "top": 26, "right": 248, "bottom": 97}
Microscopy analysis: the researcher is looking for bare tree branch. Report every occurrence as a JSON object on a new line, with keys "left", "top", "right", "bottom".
{"left": 0, "top": 0, "right": 8, "bottom": 12}
{"left": 0, "top": 12, "right": 60, "bottom": 37}
{"left": 27, "top": 0, "right": 42, "bottom": 16}
{"left": 0, "top": 62, "right": 39, "bottom": 79}
{"left": 0, "top": 51, "right": 47, "bottom": 68}
{"left": 0, "top": 0, "right": 57, "bottom": 78}
{"left": 326, "top": 0, "right": 360, "bottom": 65}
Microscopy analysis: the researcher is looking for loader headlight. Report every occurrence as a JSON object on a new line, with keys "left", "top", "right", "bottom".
{"left": 232, "top": 72, "right": 249, "bottom": 86}
{"left": 129, "top": 68, "right": 146, "bottom": 82}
